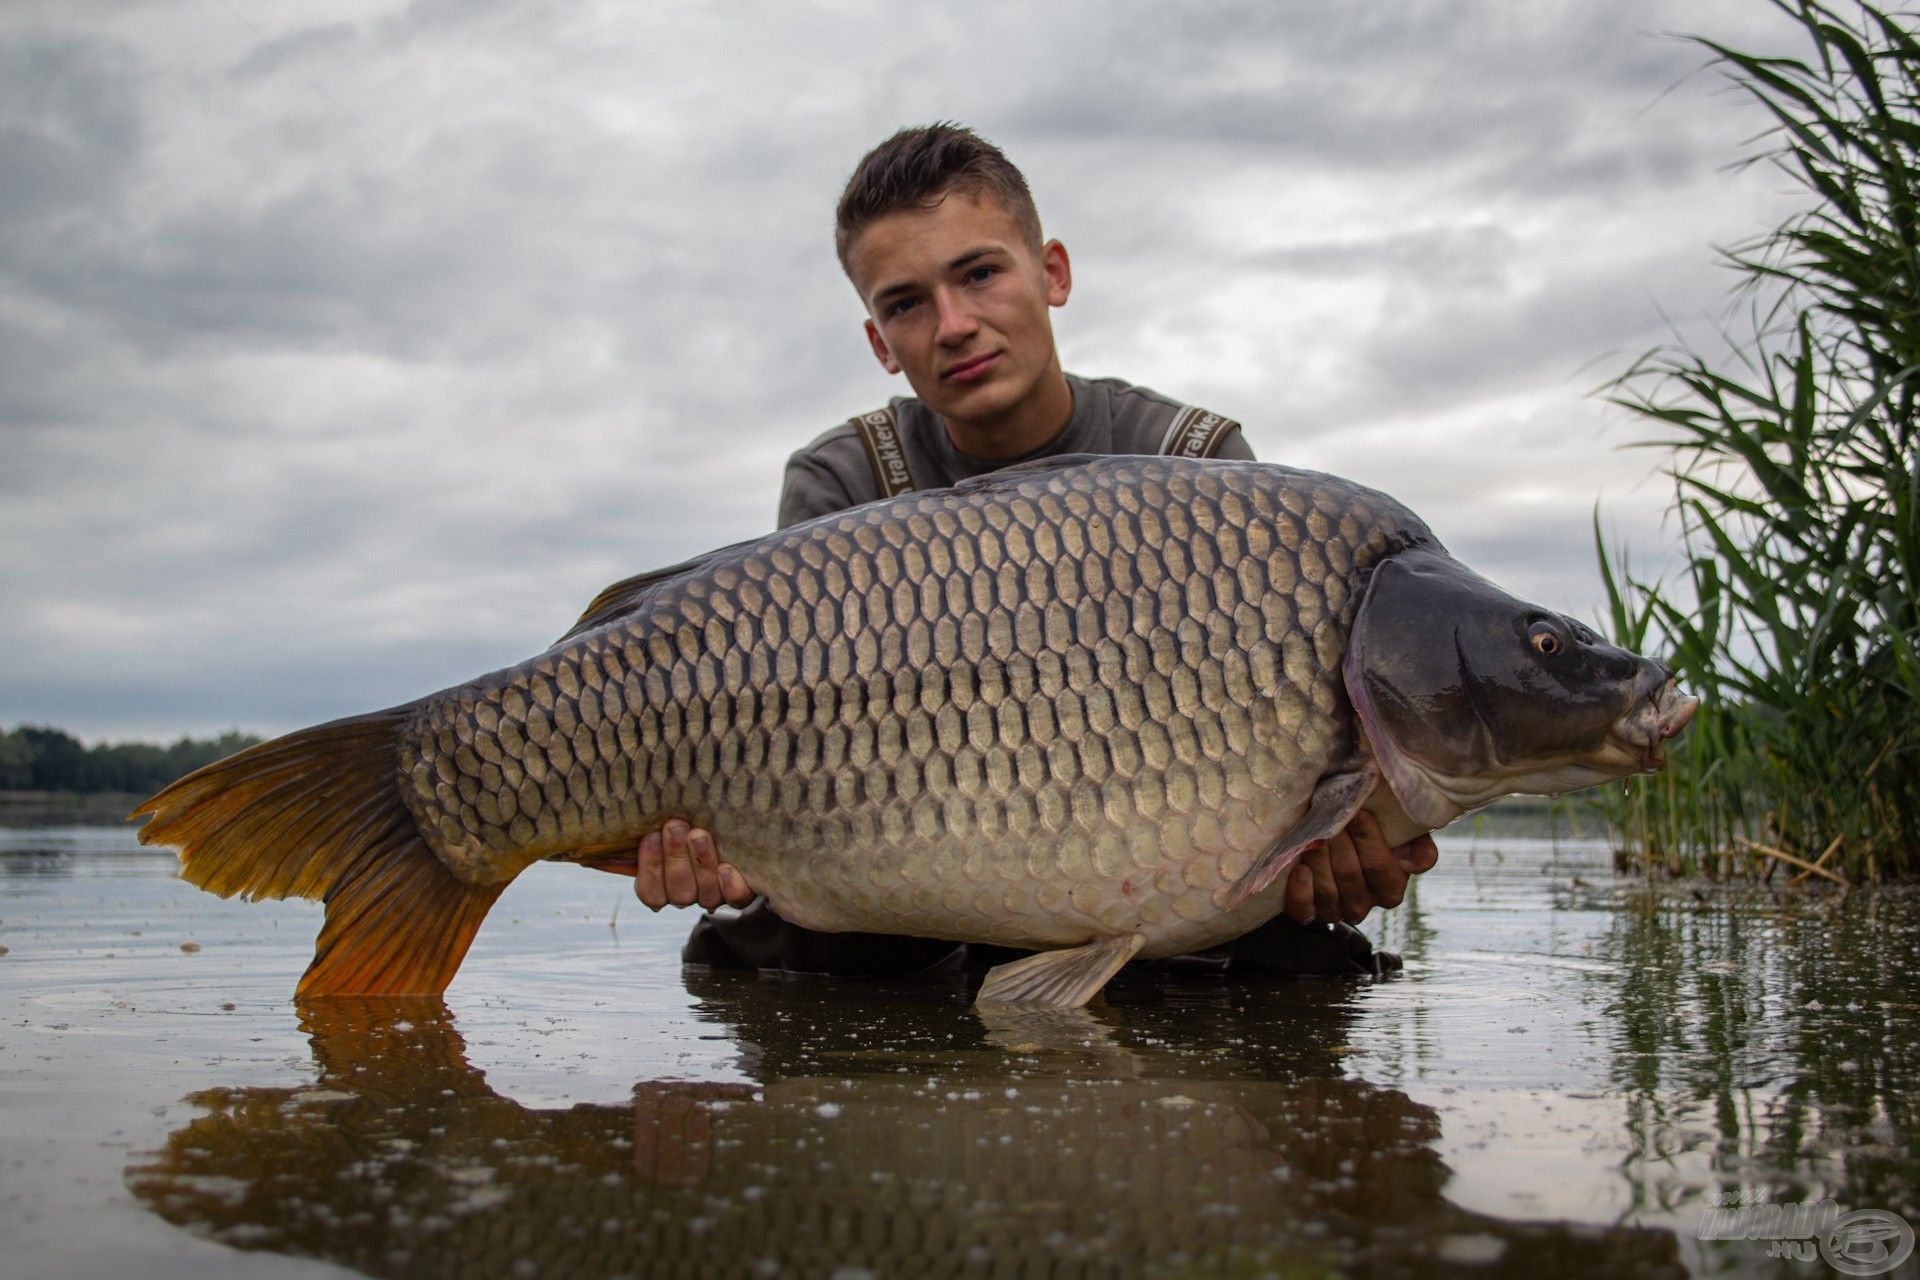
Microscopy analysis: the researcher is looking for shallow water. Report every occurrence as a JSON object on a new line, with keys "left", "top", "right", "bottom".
{"left": 1, "top": 827, "right": 1914, "bottom": 1279}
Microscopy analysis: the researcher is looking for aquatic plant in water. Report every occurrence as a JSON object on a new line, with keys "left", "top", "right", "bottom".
{"left": 1597, "top": 1, "right": 1920, "bottom": 880}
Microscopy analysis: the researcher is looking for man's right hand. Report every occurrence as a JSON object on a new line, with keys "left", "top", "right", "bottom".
{"left": 582, "top": 819, "right": 756, "bottom": 910}
{"left": 635, "top": 819, "right": 755, "bottom": 912}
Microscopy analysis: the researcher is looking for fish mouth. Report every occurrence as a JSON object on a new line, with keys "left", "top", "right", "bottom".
{"left": 1616, "top": 677, "right": 1701, "bottom": 771}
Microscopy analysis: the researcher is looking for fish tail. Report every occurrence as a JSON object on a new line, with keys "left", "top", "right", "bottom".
{"left": 131, "top": 707, "right": 511, "bottom": 997}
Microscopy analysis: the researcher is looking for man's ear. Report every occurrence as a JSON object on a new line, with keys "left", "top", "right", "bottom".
{"left": 1042, "top": 240, "right": 1072, "bottom": 307}
{"left": 864, "top": 318, "right": 902, "bottom": 375}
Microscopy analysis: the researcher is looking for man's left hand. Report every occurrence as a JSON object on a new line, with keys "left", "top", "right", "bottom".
{"left": 1282, "top": 810, "right": 1438, "bottom": 927}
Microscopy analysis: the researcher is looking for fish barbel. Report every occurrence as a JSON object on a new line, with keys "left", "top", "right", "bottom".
{"left": 134, "top": 455, "right": 1696, "bottom": 1006}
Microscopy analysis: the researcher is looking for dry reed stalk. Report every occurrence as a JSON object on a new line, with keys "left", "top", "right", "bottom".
{"left": 1735, "top": 836, "right": 1849, "bottom": 887}
{"left": 1787, "top": 835, "right": 1845, "bottom": 887}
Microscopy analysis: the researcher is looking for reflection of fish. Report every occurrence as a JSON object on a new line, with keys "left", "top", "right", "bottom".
{"left": 133, "top": 456, "right": 1696, "bottom": 1003}
{"left": 124, "top": 997, "right": 1689, "bottom": 1279}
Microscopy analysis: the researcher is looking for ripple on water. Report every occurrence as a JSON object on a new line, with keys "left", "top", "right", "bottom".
{"left": 1, "top": 828, "right": 1915, "bottom": 1280}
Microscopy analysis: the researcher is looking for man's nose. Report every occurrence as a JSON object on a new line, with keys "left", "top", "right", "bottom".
{"left": 933, "top": 289, "right": 978, "bottom": 345}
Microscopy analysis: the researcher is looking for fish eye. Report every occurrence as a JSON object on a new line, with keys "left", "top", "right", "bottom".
{"left": 1528, "top": 621, "right": 1563, "bottom": 657}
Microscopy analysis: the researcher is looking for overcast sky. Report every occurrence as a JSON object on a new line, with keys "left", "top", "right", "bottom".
{"left": 2, "top": 1, "right": 1810, "bottom": 742}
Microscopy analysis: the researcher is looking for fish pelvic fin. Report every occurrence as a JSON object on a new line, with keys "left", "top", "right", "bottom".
{"left": 975, "top": 934, "right": 1145, "bottom": 1009}
{"left": 1222, "top": 766, "right": 1380, "bottom": 909}
{"left": 130, "top": 706, "right": 512, "bottom": 997}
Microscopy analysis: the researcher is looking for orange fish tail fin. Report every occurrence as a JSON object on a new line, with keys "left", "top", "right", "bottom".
{"left": 131, "top": 707, "right": 513, "bottom": 997}
{"left": 298, "top": 844, "right": 509, "bottom": 996}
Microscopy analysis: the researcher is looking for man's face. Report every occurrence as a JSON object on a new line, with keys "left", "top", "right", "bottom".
{"left": 845, "top": 190, "right": 1071, "bottom": 430}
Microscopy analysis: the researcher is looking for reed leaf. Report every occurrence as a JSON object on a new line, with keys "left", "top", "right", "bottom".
{"left": 1595, "top": 0, "right": 1920, "bottom": 881}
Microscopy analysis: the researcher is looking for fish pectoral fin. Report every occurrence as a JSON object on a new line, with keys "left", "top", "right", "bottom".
{"left": 1223, "top": 766, "right": 1381, "bottom": 909}
{"left": 975, "top": 934, "right": 1145, "bottom": 1009}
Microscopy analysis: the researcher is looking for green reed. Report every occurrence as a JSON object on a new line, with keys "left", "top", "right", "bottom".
{"left": 1596, "top": 0, "right": 1920, "bottom": 881}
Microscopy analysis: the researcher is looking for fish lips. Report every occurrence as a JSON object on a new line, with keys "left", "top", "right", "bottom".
{"left": 1613, "top": 677, "right": 1701, "bottom": 771}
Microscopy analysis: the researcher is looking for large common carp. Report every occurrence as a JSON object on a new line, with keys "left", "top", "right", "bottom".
{"left": 134, "top": 455, "right": 1696, "bottom": 1006}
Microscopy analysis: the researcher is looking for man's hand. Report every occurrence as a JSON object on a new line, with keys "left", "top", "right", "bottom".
{"left": 637, "top": 820, "right": 754, "bottom": 911}
{"left": 1283, "top": 810, "right": 1438, "bottom": 927}
{"left": 582, "top": 819, "right": 756, "bottom": 911}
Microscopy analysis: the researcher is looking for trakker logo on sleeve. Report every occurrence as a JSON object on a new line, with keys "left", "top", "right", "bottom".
{"left": 851, "top": 408, "right": 914, "bottom": 497}
{"left": 1159, "top": 406, "right": 1240, "bottom": 460}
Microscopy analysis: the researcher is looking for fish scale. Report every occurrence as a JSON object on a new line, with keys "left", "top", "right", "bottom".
{"left": 137, "top": 452, "right": 1697, "bottom": 1000}
{"left": 396, "top": 456, "right": 1423, "bottom": 959}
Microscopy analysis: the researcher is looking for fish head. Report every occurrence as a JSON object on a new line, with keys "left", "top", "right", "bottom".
{"left": 1344, "top": 548, "right": 1699, "bottom": 828}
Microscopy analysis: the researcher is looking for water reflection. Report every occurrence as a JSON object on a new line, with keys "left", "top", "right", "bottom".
{"left": 0, "top": 847, "right": 78, "bottom": 878}
{"left": 128, "top": 979, "right": 1684, "bottom": 1278}
{"left": 1601, "top": 885, "right": 1920, "bottom": 1233}
{"left": 1, "top": 829, "right": 176, "bottom": 878}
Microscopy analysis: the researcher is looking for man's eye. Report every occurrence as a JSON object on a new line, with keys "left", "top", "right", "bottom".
{"left": 966, "top": 266, "right": 995, "bottom": 284}
{"left": 887, "top": 297, "right": 920, "bottom": 317}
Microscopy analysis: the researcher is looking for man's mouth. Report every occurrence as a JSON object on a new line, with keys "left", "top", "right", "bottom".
{"left": 942, "top": 352, "right": 1002, "bottom": 384}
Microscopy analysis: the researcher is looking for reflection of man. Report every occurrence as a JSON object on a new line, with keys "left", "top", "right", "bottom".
{"left": 625, "top": 123, "right": 1437, "bottom": 976}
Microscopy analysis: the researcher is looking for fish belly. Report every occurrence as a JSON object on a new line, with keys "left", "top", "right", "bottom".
{"left": 398, "top": 457, "right": 1426, "bottom": 953}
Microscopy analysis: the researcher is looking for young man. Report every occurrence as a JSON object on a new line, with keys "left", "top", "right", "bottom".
{"left": 627, "top": 124, "right": 1438, "bottom": 977}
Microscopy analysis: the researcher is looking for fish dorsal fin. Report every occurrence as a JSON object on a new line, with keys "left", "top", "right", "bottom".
{"left": 952, "top": 453, "right": 1110, "bottom": 493}
{"left": 554, "top": 537, "right": 760, "bottom": 646}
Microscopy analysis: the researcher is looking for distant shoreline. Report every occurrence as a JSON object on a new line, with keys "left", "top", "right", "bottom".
{"left": 0, "top": 791, "right": 147, "bottom": 828}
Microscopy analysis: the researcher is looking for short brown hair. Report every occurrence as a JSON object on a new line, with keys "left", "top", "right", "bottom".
{"left": 834, "top": 123, "right": 1043, "bottom": 273}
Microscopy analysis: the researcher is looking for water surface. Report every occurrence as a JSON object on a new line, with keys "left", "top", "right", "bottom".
{"left": 1, "top": 827, "right": 1913, "bottom": 1277}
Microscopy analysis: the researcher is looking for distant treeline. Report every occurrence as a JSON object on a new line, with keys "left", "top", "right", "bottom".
{"left": 0, "top": 725, "right": 262, "bottom": 795}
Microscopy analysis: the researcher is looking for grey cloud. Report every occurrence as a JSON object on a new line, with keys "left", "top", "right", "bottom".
{"left": 1356, "top": 247, "right": 1733, "bottom": 407}
{"left": 0, "top": 0, "right": 1813, "bottom": 740}
{"left": 228, "top": 20, "right": 361, "bottom": 80}
{"left": 0, "top": 325, "right": 113, "bottom": 430}
{"left": 1235, "top": 225, "right": 1521, "bottom": 290}
{"left": 0, "top": 33, "right": 143, "bottom": 224}
{"left": 1003, "top": 4, "right": 1744, "bottom": 170}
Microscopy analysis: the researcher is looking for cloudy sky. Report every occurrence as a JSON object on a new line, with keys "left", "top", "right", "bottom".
{"left": 3, "top": 1, "right": 1809, "bottom": 743}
